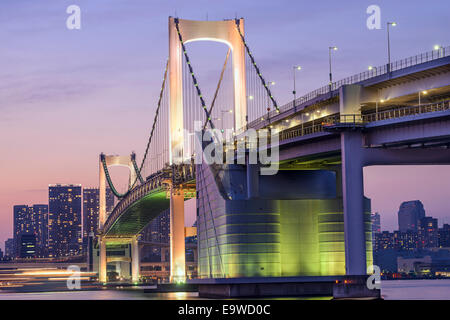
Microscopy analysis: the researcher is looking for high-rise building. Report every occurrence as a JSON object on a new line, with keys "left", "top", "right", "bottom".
{"left": 32, "top": 204, "right": 49, "bottom": 257}
{"left": 4, "top": 238, "right": 14, "bottom": 258}
{"left": 140, "top": 209, "right": 170, "bottom": 261}
{"left": 393, "top": 230, "right": 418, "bottom": 250}
{"left": 13, "top": 204, "right": 48, "bottom": 258}
{"left": 439, "top": 224, "right": 450, "bottom": 248}
{"left": 18, "top": 234, "right": 36, "bottom": 258}
{"left": 371, "top": 212, "right": 381, "bottom": 234}
{"left": 48, "top": 184, "right": 82, "bottom": 257}
{"left": 82, "top": 188, "right": 114, "bottom": 241}
{"left": 418, "top": 216, "right": 438, "bottom": 248}
{"left": 0, "top": 248, "right": 3, "bottom": 259}
{"left": 371, "top": 212, "right": 381, "bottom": 246}
{"left": 106, "top": 188, "right": 115, "bottom": 216}
{"left": 140, "top": 209, "right": 170, "bottom": 243}
{"left": 398, "top": 200, "right": 426, "bottom": 232}
{"left": 83, "top": 188, "right": 99, "bottom": 241}
{"left": 374, "top": 231, "right": 395, "bottom": 251}
{"left": 13, "top": 205, "right": 32, "bottom": 257}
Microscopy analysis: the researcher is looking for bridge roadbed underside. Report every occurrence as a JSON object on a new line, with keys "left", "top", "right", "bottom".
{"left": 105, "top": 189, "right": 169, "bottom": 237}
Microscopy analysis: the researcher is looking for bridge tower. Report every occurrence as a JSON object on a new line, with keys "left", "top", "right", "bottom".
{"left": 168, "top": 17, "right": 247, "bottom": 282}
{"left": 98, "top": 153, "right": 140, "bottom": 283}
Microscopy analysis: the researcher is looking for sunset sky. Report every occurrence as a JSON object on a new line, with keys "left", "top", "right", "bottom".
{"left": 1, "top": 0, "right": 450, "bottom": 250}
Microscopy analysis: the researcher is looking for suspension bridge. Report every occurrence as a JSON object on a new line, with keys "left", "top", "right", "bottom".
{"left": 96, "top": 17, "right": 450, "bottom": 297}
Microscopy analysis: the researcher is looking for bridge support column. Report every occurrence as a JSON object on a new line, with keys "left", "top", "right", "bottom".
{"left": 99, "top": 237, "right": 107, "bottom": 283}
{"left": 170, "top": 190, "right": 186, "bottom": 282}
{"left": 246, "top": 163, "right": 260, "bottom": 199}
{"left": 341, "top": 131, "right": 366, "bottom": 275}
{"left": 131, "top": 236, "right": 140, "bottom": 283}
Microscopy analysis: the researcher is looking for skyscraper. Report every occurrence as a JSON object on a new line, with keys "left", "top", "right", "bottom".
{"left": 48, "top": 184, "right": 82, "bottom": 257}
{"left": 13, "top": 205, "right": 32, "bottom": 257}
{"left": 140, "top": 209, "right": 170, "bottom": 261}
{"left": 83, "top": 188, "right": 99, "bottom": 241}
{"left": 371, "top": 212, "right": 381, "bottom": 249}
{"left": 13, "top": 204, "right": 48, "bottom": 258}
{"left": 4, "top": 238, "right": 14, "bottom": 258}
{"left": 371, "top": 212, "right": 381, "bottom": 235}
{"left": 439, "top": 224, "right": 450, "bottom": 248}
{"left": 83, "top": 188, "right": 114, "bottom": 239}
{"left": 18, "top": 234, "right": 36, "bottom": 258}
{"left": 398, "top": 200, "right": 426, "bottom": 232}
{"left": 140, "top": 209, "right": 170, "bottom": 243}
{"left": 418, "top": 216, "right": 439, "bottom": 248}
{"left": 32, "top": 204, "right": 49, "bottom": 257}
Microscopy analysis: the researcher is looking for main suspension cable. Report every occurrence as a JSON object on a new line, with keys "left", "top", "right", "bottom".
{"left": 235, "top": 19, "right": 279, "bottom": 113}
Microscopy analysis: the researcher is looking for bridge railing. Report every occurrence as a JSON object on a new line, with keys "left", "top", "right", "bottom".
{"left": 246, "top": 45, "right": 450, "bottom": 131}
{"left": 362, "top": 100, "right": 450, "bottom": 122}
{"left": 276, "top": 100, "right": 450, "bottom": 142}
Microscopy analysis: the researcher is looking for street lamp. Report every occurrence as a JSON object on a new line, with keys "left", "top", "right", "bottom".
{"left": 419, "top": 90, "right": 428, "bottom": 112}
{"left": 434, "top": 45, "right": 444, "bottom": 58}
{"left": 301, "top": 112, "right": 311, "bottom": 136}
{"left": 266, "top": 81, "right": 276, "bottom": 121}
{"left": 387, "top": 22, "right": 397, "bottom": 71}
{"left": 329, "top": 46, "right": 338, "bottom": 91}
{"left": 220, "top": 109, "right": 233, "bottom": 132}
{"left": 368, "top": 65, "right": 378, "bottom": 76}
{"left": 293, "top": 66, "right": 302, "bottom": 110}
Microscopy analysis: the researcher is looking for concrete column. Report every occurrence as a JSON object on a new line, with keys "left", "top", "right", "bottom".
{"left": 129, "top": 157, "right": 137, "bottom": 189}
{"left": 170, "top": 190, "right": 186, "bottom": 282}
{"left": 246, "top": 163, "right": 259, "bottom": 199}
{"left": 341, "top": 131, "right": 366, "bottom": 275}
{"left": 334, "top": 167, "right": 343, "bottom": 198}
{"left": 99, "top": 237, "right": 107, "bottom": 283}
{"left": 131, "top": 236, "right": 140, "bottom": 283}
{"left": 339, "top": 85, "right": 363, "bottom": 122}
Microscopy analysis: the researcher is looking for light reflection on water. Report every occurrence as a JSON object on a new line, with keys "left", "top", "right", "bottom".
{"left": 0, "top": 290, "right": 202, "bottom": 300}
{"left": 0, "top": 279, "right": 449, "bottom": 300}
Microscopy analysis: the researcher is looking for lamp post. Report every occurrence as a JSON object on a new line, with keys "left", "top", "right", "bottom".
{"left": 220, "top": 109, "right": 233, "bottom": 132}
{"left": 434, "top": 45, "right": 444, "bottom": 58}
{"left": 312, "top": 109, "right": 321, "bottom": 132}
{"left": 303, "top": 112, "right": 310, "bottom": 135}
{"left": 387, "top": 22, "right": 397, "bottom": 72}
{"left": 266, "top": 81, "right": 275, "bottom": 121}
{"left": 329, "top": 46, "right": 338, "bottom": 92}
{"left": 293, "top": 66, "right": 301, "bottom": 110}
{"left": 419, "top": 90, "right": 428, "bottom": 112}
{"left": 246, "top": 95, "right": 254, "bottom": 131}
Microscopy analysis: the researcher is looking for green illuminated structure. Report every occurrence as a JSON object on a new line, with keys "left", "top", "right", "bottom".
{"left": 197, "top": 162, "right": 373, "bottom": 278}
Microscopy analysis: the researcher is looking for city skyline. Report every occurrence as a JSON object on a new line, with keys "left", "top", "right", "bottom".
{"left": 1, "top": 0, "right": 450, "bottom": 249}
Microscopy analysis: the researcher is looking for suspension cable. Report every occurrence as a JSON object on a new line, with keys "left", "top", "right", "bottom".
{"left": 101, "top": 60, "right": 169, "bottom": 198}
{"left": 203, "top": 48, "right": 231, "bottom": 130}
{"left": 174, "top": 18, "right": 216, "bottom": 130}
{"left": 235, "top": 19, "right": 279, "bottom": 112}
{"left": 101, "top": 155, "right": 129, "bottom": 198}
{"left": 135, "top": 60, "right": 169, "bottom": 184}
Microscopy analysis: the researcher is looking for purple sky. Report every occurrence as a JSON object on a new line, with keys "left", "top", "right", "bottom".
{"left": 1, "top": 0, "right": 450, "bottom": 250}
